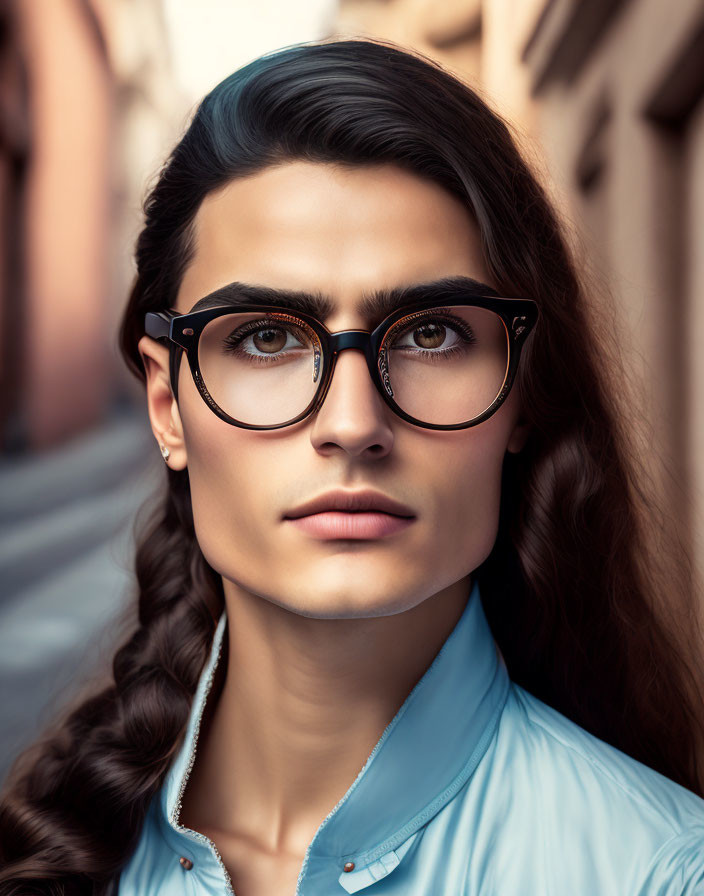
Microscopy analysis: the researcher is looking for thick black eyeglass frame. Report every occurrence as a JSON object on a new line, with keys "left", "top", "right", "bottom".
{"left": 144, "top": 292, "right": 540, "bottom": 431}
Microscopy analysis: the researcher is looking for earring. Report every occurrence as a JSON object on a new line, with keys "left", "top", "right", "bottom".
{"left": 159, "top": 443, "right": 170, "bottom": 462}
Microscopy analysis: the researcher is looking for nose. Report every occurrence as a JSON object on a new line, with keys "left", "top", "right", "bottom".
{"left": 309, "top": 346, "right": 394, "bottom": 458}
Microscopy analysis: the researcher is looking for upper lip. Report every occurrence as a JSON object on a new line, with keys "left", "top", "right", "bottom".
{"left": 283, "top": 489, "right": 415, "bottom": 520}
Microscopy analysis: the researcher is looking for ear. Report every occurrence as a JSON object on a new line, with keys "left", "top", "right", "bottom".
{"left": 506, "top": 418, "right": 531, "bottom": 454}
{"left": 137, "top": 335, "right": 188, "bottom": 470}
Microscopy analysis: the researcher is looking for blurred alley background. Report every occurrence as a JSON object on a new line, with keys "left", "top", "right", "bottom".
{"left": 1, "top": 0, "right": 703, "bottom": 783}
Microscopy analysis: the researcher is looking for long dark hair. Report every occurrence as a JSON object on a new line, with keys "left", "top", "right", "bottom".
{"left": 2, "top": 36, "right": 703, "bottom": 895}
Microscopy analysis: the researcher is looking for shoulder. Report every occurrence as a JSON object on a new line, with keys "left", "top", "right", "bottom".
{"left": 484, "top": 683, "right": 704, "bottom": 891}
{"left": 503, "top": 684, "right": 704, "bottom": 828}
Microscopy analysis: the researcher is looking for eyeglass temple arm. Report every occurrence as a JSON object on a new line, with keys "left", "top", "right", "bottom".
{"left": 144, "top": 311, "right": 182, "bottom": 403}
{"left": 144, "top": 311, "right": 173, "bottom": 341}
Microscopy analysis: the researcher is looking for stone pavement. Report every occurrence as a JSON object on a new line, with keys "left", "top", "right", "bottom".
{"left": 0, "top": 409, "right": 163, "bottom": 785}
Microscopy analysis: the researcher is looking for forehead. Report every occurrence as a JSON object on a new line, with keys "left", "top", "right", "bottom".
{"left": 176, "top": 160, "right": 496, "bottom": 321}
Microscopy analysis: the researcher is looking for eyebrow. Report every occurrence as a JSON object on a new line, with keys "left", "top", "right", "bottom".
{"left": 185, "top": 275, "right": 502, "bottom": 325}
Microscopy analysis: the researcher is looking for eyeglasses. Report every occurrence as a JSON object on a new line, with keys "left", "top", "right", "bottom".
{"left": 145, "top": 291, "right": 539, "bottom": 431}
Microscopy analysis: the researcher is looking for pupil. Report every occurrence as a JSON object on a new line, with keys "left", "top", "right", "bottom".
{"left": 415, "top": 323, "right": 444, "bottom": 348}
{"left": 254, "top": 328, "right": 285, "bottom": 352}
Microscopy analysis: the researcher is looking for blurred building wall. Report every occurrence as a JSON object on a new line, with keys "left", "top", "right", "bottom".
{"left": 0, "top": 0, "right": 183, "bottom": 453}
{"left": 520, "top": 0, "right": 704, "bottom": 600}
{"left": 0, "top": 0, "right": 112, "bottom": 451}
{"left": 0, "top": 0, "right": 30, "bottom": 453}
{"left": 334, "top": 0, "right": 704, "bottom": 599}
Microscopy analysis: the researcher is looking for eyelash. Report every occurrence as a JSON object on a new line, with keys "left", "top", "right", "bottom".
{"left": 221, "top": 313, "right": 477, "bottom": 365}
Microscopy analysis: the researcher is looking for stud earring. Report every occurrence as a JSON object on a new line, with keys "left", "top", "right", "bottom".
{"left": 159, "top": 443, "right": 170, "bottom": 462}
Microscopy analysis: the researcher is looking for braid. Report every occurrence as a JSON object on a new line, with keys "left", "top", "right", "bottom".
{"left": 0, "top": 469, "right": 224, "bottom": 895}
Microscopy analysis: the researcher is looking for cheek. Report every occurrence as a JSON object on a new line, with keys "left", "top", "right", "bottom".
{"left": 428, "top": 417, "right": 511, "bottom": 568}
{"left": 178, "top": 393, "right": 280, "bottom": 582}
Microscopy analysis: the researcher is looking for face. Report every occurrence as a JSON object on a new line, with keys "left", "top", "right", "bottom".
{"left": 139, "top": 161, "right": 529, "bottom": 619}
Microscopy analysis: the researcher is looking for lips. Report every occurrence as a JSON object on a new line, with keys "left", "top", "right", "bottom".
{"left": 283, "top": 488, "right": 415, "bottom": 520}
{"left": 285, "top": 510, "right": 415, "bottom": 539}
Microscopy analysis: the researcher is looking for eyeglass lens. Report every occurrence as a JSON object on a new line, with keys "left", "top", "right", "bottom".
{"left": 197, "top": 306, "right": 509, "bottom": 427}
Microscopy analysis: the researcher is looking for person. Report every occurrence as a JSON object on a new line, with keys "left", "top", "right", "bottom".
{"left": 1, "top": 36, "right": 704, "bottom": 896}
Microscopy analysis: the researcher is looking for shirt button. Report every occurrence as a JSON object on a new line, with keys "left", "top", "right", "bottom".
{"left": 343, "top": 862, "right": 355, "bottom": 872}
{"left": 179, "top": 857, "right": 194, "bottom": 870}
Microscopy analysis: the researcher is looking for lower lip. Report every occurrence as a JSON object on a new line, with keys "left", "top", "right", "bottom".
{"left": 284, "top": 511, "right": 415, "bottom": 539}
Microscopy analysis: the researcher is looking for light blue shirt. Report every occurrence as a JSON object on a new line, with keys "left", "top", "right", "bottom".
{"left": 118, "top": 580, "right": 704, "bottom": 894}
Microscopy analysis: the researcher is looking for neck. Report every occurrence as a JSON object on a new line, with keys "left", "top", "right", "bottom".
{"left": 179, "top": 574, "right": 473, "bottom": 858}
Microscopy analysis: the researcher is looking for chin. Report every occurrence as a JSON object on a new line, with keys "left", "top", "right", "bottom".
{"left": 274, "top": 585, "right": 414, "bottom": 620}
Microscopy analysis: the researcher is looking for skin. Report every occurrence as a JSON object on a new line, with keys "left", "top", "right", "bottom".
{"left": 139, "top": 161, "right": 529, "bottom": 892}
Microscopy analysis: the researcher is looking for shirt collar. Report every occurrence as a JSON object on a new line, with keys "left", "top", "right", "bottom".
{"left": 157, "top": 578, "right": 509, "bottom": 891}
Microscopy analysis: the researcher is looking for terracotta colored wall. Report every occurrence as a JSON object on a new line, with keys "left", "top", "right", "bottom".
{"left": 17, "top": 0, "right": 113, "bottom": 448}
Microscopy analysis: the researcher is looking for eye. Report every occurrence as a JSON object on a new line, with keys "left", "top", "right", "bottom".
{"left": 222, "top": 317, "right": 312, "bottom": 364}
{"left": 388, "top": 312, "right": 476, "bottom": 361}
